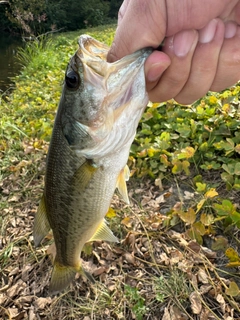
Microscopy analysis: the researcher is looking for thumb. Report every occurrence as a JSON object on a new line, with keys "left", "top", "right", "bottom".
{"left": 107, "top": 0, "right": 166, "bottom": 62}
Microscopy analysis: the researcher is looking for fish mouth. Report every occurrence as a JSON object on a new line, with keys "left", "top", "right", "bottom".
{"left": 77, "top": 34, "right": 151, "bottom": 87}
{"left": 73, "top": 35, "right": 151, "bottom": 159}
{"left": 78, "top": 34, "right": 109, "bottom": 63}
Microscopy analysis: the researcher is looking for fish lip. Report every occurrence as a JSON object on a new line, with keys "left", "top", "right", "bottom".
{"left": 78, "top": 34, "right": 109, "bottom": 62}
{"left": 77, "top": 34, "right": 152, "bottom": 75}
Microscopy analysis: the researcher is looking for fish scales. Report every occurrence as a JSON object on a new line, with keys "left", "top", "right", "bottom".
{"left": 33, "top": 34, "right": 151, "bottom": 293}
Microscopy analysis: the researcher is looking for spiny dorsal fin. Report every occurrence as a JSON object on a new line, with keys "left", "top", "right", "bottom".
{"left": 33, "top": 195, "right": 51, "bottom": 247}
{"left": 88, "top": 219, "right": 119, "bottom": 243}
{"left": 116, "top": 165, "right": 130, "bottom": 204}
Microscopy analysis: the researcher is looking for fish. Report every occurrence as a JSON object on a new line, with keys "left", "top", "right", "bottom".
{"left": 33, "top": 34, "right": 151, "bottom": 293}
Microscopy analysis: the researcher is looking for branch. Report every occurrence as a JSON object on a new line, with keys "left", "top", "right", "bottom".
{"left": 36, "top": 27, "right": 66, "bottom": 39}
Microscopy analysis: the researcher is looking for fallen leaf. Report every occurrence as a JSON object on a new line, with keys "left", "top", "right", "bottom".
{"left": 216, "top": 293, "right": 225, "bottom": 313}
{"left": 8, "top": 195, "right": 21, "bottom": 202}
{"left": 121, "top": 217, "right": 133, "bottom": 228}
{"left": 6, "top": 280, "right": 27, "bottom": 298}
{"left": 200, "top": 213, "right": 215, "bottom": 226}
{"left": 123, "top": 252, "right": 135, "bottom": 265}
{"left": 34, "top": 297, "right": 52, "bottom": 309}
{"left": 106, "top": 207, "right": 116, "bottom": 218}
{"left": 204, "top": 188, "right": 218, "bottom": 199}
{"left": 162, "top": 307, "right": 171, "bottom": 320}
{"left": 178, "top": 208, "right": 196, "bottom": 224}
{"left": 225, "top": 281, "right": 240, "bottom": 297}
{"left": 197, "top": 269, "right": 209, "bottom": 284}
{"left": 196, "top": 199, "right": 206, "bottom": 213}
{"left": 190, "top": 291, "right": 202, "bottom": 314}
{"left": 225, "top": 247, "right": 240, "bottom": 262}
{"left": 201, "top": 246, "right": 217, "bottom": 259}
{"left": 211, "top": 236, "right": 228, "bottom": 251}
{"left": 188, "top": 240, "right": 201, "bottom": 253}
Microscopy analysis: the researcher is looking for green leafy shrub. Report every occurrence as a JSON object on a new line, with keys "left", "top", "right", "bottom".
{"left": 130, "top": 88, "right": 240, "bottom": 190}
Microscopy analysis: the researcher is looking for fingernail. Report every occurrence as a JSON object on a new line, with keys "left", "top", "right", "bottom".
{"left": 173, "top": 30, "right": 196, "bottom": 57}
{"left": 225, "top": 21, "right": 237, "bottom": 39}
{"left": 199, "top": 19, "right": 218, "bottom": 43}
{"left": 147, "top": 63, "right": 166, "bottom": 82}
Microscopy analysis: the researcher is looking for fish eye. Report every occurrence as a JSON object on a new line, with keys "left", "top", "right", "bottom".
{"left": 65, "top": 70, "right": 80, "bottom": 89}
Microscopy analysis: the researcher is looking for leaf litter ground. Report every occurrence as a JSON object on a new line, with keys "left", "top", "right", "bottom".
{"left": 1, "top": 138, "right": 240, "bottom": 320}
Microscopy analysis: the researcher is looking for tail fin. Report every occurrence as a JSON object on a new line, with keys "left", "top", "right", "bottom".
{"left": 49, "top": 260, "right": 95, "bottom": 294}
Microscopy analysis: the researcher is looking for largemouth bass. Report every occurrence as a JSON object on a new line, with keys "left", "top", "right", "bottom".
{"left": 33, "top": 35, "right": 151, "bottom": 293}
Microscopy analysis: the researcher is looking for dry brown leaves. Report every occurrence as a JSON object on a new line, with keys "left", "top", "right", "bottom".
{"left": 1, "top": 142, "right": 240, "bottom": 319}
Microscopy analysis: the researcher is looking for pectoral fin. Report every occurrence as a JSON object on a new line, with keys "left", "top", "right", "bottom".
{"left": 33, "top": 195, "right": 51, "bottom": 247}
{"left": 116, "top": 165, "right": 130, "bottom": 204}
{"left": 73, "top": 159, "right": 97, "bottom": 191}
{"left": 88, "top": 219, "right": 119, "bottom": 243}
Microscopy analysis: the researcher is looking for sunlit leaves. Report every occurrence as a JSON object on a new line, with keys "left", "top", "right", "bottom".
{"left": 106, "top": 207, "right": 116, "bottom": 218}
{"left": 131, "top": 87, "right": 240, "bottom": 192}
{"left": 204, "top": 188, "right": 218, "bottom": 199}
{"left": 225, "top": 247, "right": 240, "bottom": 268}
{"left": 177, "top": 146, "right": 195, "bottom": 160}
{"left": 214, "top": 199, "right": 240, "bottom": 228}
{"left": 178, "top": 208, "right": 196, "bottom": 225}
{"left": 200, "top": 213, "right": 215, "bottom": 226}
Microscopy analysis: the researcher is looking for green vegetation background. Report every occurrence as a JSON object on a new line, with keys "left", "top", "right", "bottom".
{"left": 2, "top": 24, "right": 240, "bottom": 240}
{"left": 1, "top": 24, "right": 240, "bottom": 319}
{"left": 0, "top": 0, "right": 121, "bottom": 34}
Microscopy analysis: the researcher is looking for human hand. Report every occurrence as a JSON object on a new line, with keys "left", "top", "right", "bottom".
{"left": 146, "top": 19, "right": 240, "bottom": 104}
{"left": 107, "top": 0, "right": 240, "bottom": 103}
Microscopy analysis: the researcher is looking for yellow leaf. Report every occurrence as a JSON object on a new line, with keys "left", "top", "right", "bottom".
{"left": 147, "top": 148, "right": 157, "bottom": 157}
{"left": 235, "top": 144, "right": 240, "bottom": 154}
{"left": 200, "top": 213, "right": 215, "bottom": 226}
{"left": 192, "top": 221, "right": 205, "bottom": 236}
{"left": 222, "top": 103, "right": 230, "bottom": 113}
{"left": 182, "top": 160, "right": 190, "bottom": 175}
{"left": 172, "top": 160, "right": 182, "bottom": 174}
{"left": 225, "top": 281, "right": 240, "bottom": 297}
{"left": 121, "top": 217, "right": 133, "bottom": 228}
{"left": 160, "top": 154, "right": 170, "bottom": 167}
{"left": 196, "top": 182, "right": 206, "bottom": 192}
{"left": 204, "top": 188, "right": 218, "bottom": 199}
{"left": 178, "top": 208, "right": 196, "bottom": 224}
{"left": 196, "top": 199, "right": 206, "bottom": 213}
{"left": 151, "top": 102, "right": 161, "bottom": 108}
{"left": 208, "top": 96, "right": 218, "bottom": 105}
{"left": 178, "top": 147, "right": 195, "bottom": 159}
{"left": 225, "top": 247, "right": 240, "bottom": 262}
{"left": 226, "top": 261, "right": 240, "bottom": 268}
{"left": 106, "top": 207, "right": 116, "bottom": 218}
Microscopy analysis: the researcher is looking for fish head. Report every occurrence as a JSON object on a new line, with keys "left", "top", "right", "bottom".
{"left": 60, "top": 35, "right": 151, "bottom": 156}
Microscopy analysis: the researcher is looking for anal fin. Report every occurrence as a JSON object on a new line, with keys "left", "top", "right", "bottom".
{"left": 88, "top": 219, "right": 119, "bottom": 243}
